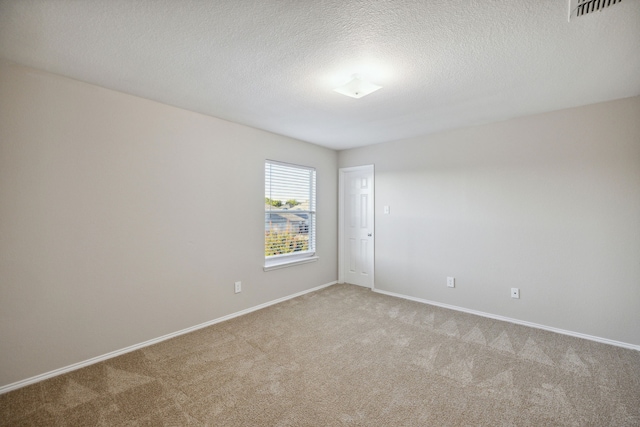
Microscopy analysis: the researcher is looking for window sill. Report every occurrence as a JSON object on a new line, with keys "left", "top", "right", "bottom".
{"left": 264, "top": 256, "right": 319, "bottom": 272}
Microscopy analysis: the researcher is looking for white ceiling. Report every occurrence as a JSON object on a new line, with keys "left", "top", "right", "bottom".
{"left": 1, "top": 0, "right": 639, "bottom": 150}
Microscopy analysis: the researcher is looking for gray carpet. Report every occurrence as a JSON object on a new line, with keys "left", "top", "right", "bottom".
{"left": 1, "top": 283, "right": 639, "bottom": 426}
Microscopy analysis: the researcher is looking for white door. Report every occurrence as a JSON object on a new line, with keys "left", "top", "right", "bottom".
{"left": 340, "top": 166, "right": 374, "bottom": 288}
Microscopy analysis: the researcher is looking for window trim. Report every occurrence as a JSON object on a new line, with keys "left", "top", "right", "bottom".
{"left": 264, "top": 160, "right": 317, "bottom": 271}
{"left": 263, "top": 254, "right": 319, "bottom": 272}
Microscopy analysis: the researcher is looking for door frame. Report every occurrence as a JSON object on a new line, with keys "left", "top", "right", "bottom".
{"left": 338, "top": 165, "right": 375, "bottom": 289}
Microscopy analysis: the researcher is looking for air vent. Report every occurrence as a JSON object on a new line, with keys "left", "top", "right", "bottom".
{"left": 569, "top": 0, "right": 623, "bottom": 21}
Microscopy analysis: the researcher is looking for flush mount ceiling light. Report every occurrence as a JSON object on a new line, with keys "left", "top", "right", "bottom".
{"left": 333, "top": 74, "right": 382, "bottom": 99}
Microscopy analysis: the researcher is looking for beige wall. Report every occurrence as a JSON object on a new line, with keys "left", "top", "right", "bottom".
{"left": 339, "top": 96, "right": 640, "bottom": 346}
{"left": 0, "top": 61, "right": 338, "bottom": 388}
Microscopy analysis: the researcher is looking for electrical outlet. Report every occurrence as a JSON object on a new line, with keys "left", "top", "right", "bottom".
{"left": 447, "top": 277, "right": 455, "bottom": 288}
{"left": 511, "top": 288, "right": 519, "bottom": 299}
{"left": 234, "top": 281, "right": 241, "bottom": 294}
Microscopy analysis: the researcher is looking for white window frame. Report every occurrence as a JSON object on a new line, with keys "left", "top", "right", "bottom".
{"left": 264, "top": 160, "right": 318, "bottom": 271}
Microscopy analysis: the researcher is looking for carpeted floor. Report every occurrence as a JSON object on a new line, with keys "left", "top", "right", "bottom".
{"left": 1, "top": 283, "right": 639, "bottom": 426}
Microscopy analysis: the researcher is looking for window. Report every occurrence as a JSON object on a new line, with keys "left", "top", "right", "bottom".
{"left": 264, "top": 160, "right": 317, "bottom": 270}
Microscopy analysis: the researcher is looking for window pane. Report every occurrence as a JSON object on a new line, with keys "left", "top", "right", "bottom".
{"left": 265, "top": 161, "right": 316, "bottom": 259}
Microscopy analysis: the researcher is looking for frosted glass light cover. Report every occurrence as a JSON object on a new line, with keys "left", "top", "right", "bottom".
{"left": 333, "top": 76, "right": 382, "bottom": 99}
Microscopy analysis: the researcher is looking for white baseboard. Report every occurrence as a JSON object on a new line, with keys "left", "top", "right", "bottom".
{"left": 373, "top": 288, "right": 640, "bottom": 352}
{"left": 0, "top": 281, "right": 337, "bottom": 395}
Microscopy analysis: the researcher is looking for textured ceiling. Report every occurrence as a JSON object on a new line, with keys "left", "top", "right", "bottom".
{"left": 1, "top": 0, "right": 639, "bottom": 150}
